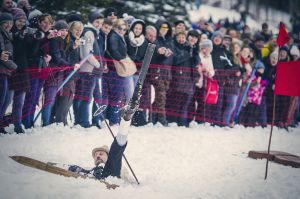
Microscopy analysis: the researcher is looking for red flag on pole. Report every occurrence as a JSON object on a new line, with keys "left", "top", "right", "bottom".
{"left": 275, "top": 60, "right": 300, "bottom": 96}
{"left": 276, "top": 22, "right": 290, "bottom": 47}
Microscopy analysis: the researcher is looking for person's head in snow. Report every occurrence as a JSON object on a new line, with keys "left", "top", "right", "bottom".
{"left": 68, "top": 119, "right": 131, "bottom": 180}
{"left": 92, "top": 145, "right": 109, "bottom": 165}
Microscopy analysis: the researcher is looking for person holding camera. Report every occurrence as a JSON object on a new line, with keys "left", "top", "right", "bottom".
{"left": 73, "top": 11, "right": 103, "bottom": 128}
{"left": 53, "top": 21, "right": 83, "bottom": 126}
{"left": 40, "top": 20, "right": 72, "bottom": 127}
{"left": 0, "top": 12, "right": 17, "bottom": 134}
{"left": 150, "top": 20, "right": 174, "bottom": 127}
{"left": 22, "top": 13, "right": 53, "bottom": 129}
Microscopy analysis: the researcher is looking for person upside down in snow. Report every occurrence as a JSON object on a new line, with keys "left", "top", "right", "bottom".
{"left": 68, "top": 118, "right": 131, "bottom": 179}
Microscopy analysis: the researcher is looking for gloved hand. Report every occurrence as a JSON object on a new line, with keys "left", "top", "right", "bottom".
{"left": 92, "top": 164, "right": 104, "bottom": 179}
{"left": 69, "top": 165, "right": 91, "bottom": 174}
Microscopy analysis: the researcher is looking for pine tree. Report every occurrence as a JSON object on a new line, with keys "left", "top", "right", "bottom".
{"left": 30, "top": 0, "right": 189, "bottom": 25}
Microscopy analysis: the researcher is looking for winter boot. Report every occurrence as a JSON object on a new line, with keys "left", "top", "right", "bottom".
{"left": 0, "top": 128, "right": 8, "bottom": 134}
{"left": 132, "top": 110, "right": 147, "bottom": 126}
{"left": 14, "top": 127, "right": 25, "bottom": 134}
{"left": 157, "top": 113, "right": 168, "bottom": 127}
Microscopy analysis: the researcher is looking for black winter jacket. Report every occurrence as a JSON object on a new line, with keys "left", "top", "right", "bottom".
{"left": 171, "top": 41, "right": 200, "bottom": 93}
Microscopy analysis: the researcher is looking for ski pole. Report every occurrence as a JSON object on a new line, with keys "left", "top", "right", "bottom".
{"left": 33, "top": 53, "right": 93, "bottom": 125}
{"left": 234, "top": 60, "right": 261, "bottom": 123}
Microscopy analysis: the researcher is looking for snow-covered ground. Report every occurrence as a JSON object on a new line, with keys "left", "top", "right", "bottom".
{"left": 0, "top": 123, "right": 300, "bottom": 199}
{"left": 188, "top": 5, "right": 278, "bottom": 33}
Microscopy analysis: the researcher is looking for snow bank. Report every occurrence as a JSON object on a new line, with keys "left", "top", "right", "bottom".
{"left": 188, "top": 5, "right": 277, "bottom": 32}
{"left": 1, "top": 123, "right": 299, "bottom": 199}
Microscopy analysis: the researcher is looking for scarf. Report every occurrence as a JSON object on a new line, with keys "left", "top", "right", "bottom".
{"left": 128, "top": 31, "right": 145, "bottom": 47}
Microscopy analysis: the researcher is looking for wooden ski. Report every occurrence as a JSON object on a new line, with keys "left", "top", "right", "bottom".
{"left": 10, "top": 155, "right": 119, "bottom": 189}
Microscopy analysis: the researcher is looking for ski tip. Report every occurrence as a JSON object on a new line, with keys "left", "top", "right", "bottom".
{"left": 10, "top": 156, "right": 19, "bottom": 161}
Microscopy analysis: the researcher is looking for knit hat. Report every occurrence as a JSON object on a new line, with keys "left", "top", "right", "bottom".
{"left": 92, "top": 145, "right": 109, "bottom": 157}
{"left": 270, "top": 50, "right": 278, "bottom": 59}
{"left": 199, "top": 39, "right": 213, "bottom": 49}
{"left": 12, "top": 8, "right": 27, "bottom": 21}
{"left": 123, "top": 13, "right": 135, "bottom": 28}
{"left": 54, "top": 20, "right": 69, "bottom": 30}
{"left": 129, "top": 18, "right": 145, "bottom": 34}
{"left": 279, "top": 45, "right": 289, "bottom": 53}
{"left": 88, "top": 11, "right": 103, "bottom": 23}
{"left": 28, "top": 9, "right": 42, "bottom": 21}
{"left": 0, "top": 12, "right": 13, "bottom": 24}
{"left": 17, "top": 0, "right": 29, "bottom": 8}
{"left": 187, "top": 29, "right": 200, "bottom": 38}
{"left": 211, "top": 30, "right": 224, "bottom": 41}
{"left": 66, "top": 13, "right": 82, "bottom": 24}
{"left": 104, "top": 7, "right": 117, "bottom": 18}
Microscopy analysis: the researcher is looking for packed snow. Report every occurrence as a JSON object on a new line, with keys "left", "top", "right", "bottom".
{"left": 0, "top": 123, "right": 300, "bottom": 199}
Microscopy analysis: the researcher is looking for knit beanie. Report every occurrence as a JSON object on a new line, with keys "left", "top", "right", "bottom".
{"left": 0, "top": 12, "right": 13, "bottom": 24}
{"left": 211, "top": 30, "right": 224, "bottom": 41}
{"left": 270, "top": 51, "right": 278, "bottom": 59}
{"left": 17, "top": 0, "right": 29, "bottom": 8}
{"left": 28, "top": 9, "right": 42, "bottom": 21}
{"left": 88, "top": 11, "right": 103, "bottom": 23}
{"left": 66, "top": 13, "right": 82, "bottom": 24}
{"left": 12, "top": 8, "right": 27, "bottom": 21}
{"left": 54, "top": 20, "right": 69, "bottom": 30}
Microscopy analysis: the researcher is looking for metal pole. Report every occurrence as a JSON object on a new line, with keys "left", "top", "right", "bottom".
{"left": 33, "top": 53, "right": 93, "bottom": 125}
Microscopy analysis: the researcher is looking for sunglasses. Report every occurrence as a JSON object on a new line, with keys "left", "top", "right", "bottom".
{"left": 118, "top": 27, "right": 127, "bottom": 32}
{"left": 160, "top": 26, "right": 169, "bottom": 30}
{"left": 108, "top": 12, "right": 116, "bottom": 17}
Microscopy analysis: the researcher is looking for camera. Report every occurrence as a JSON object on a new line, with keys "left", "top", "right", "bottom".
{"left": 24, "top": 27, "right": 45, "bottom": 39}
{"left": 49, "top": 30, "right": 61, "bottom": 38}
{"left": 78, "top": 38, "right": 86, "bottom": 46}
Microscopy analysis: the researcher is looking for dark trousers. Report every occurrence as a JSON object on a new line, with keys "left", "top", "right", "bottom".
{"left": 92, "top": 77, "right": 102, "bottom": 125}
{"left": 12, "top": 91, "right": 26, "bottom": 128}
{"left": 22, "top": 78, "right": 44, "bottom": 129}
{"left": 0, "top": 74, "right": 11, "bottom": 128}
{"left": 102, "top": 139, "right": 127, "bottom": 178}
{"left": 42, "top": 85, "right": 58, "bottom": 126}
{"left": 101, "top": 71, "right": 127, "bottom": 125}
{"left": 73, "top": 73, "right": 97, "bottom": 127}
{"left": 54, "top": 94, "right": 73, "bottom": 125}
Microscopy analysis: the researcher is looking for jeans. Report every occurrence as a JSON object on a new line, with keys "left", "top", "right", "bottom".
{"left": 223, "top": 94, "right": 239, "bottom": 125}
{"left": 179, "top": 90, "right": 194, "bottom": 127}
{"left": 12, "top": 91, "right": 26, "bottom": 128}
{"left": 259, "top": 95, "right": 267, "bottom": 126}
{"left": 22, "top": 78, "right": 44, "bottom": 128}
{"left": 0, "top": 74, "right": 12, "bottom": 127}
{"left": 73, "top": 73, "right": 97, "bottom": 127}
{"left": 101, "top": 71, "right": 128, "bottom": 125}
{"left": 42, "top": 85, "right": 58, "bottom": 126}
